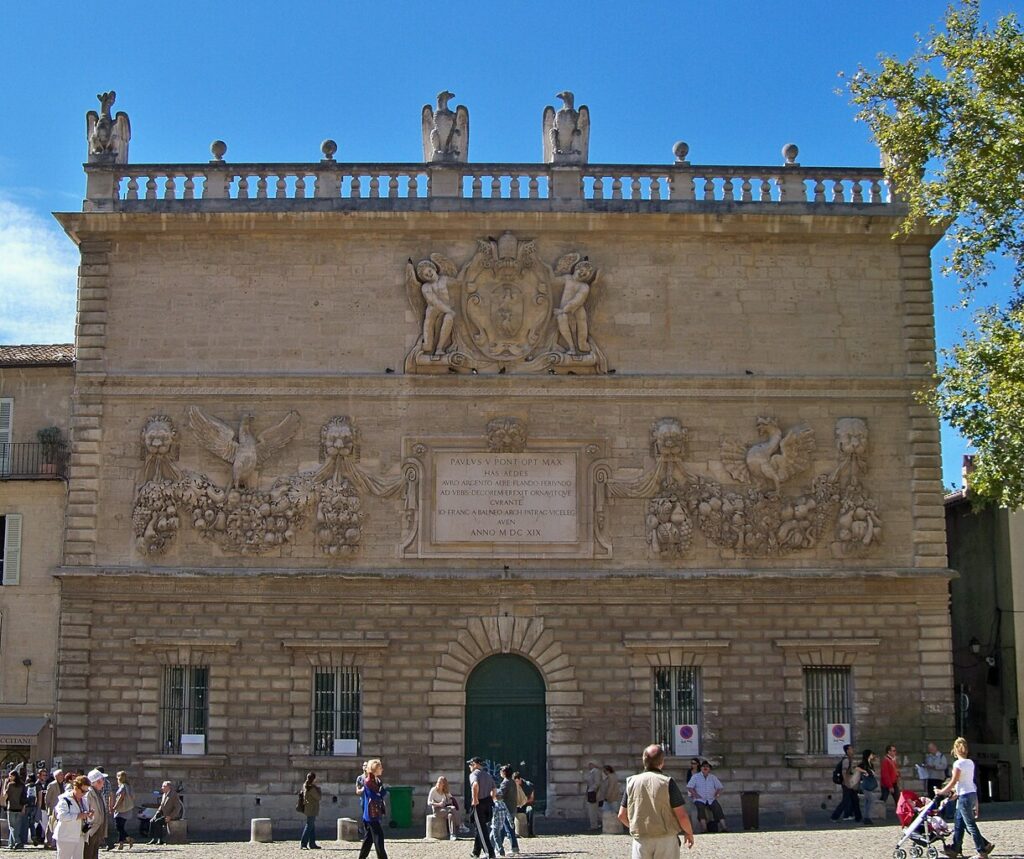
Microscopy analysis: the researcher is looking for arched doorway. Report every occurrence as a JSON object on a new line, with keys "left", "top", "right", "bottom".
{"left": 465, "top": 654, "right": 546, "bottom": 810}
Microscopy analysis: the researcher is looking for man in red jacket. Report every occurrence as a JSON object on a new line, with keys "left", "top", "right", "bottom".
{"left": 881, "top": 744, "right": 902, "bottom": 809}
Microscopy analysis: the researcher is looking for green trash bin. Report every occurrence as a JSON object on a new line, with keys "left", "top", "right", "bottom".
{"left": 388, "top": 785, "right": 414, "bottom": 829}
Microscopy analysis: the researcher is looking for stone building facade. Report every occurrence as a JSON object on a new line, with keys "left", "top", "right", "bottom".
{"left": 46, "top": 93, "right": 953, "bottom": 833}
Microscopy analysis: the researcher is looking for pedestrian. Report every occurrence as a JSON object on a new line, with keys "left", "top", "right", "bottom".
{"left": 110, "top": 771, "right": 134, "bottom": 850}
{"left": 584, "top": 762, "right": 601, "bottom": 830}
{"left": 858, "top": 750, "right": 880, "bottom": 825}
{"left": 427, "top": 776, "right": 462, "bottom": 840}
{"left": 599, "top": 765, "right": 620, "bottom": 814}
{"left": 617, "top": 743, "right": 695, "bottom": 858}
{"left": 467, "top": 757, "right": 496, "bottom": 859}
{"left": 829, "top": 744, "right": 862, "bottom": 823}
{"left": 53, "top": 775, "right": 92, "bottom": 859}
{"left": 936, "top": 737, "right": 995, "bottom": 859}
{"left": 491, "top": 765, "right": 520, "bottom": 857}
{"left": 513, "top": 773, "right": 535, "bottom": 838}
{"left": 22, "top": 770, "right": 39, "bottom": 848}
{"left": 924, "top": 742, "right": 950, "bottom": 798}
{"left": 146, "top": 782, "right": 182, "bottom": 845}
{"left": 685, "top": 760, "right": 728, "bottom": 833}
{"left": 299, "top": 771, "right": 322, "bottom": 850}
{"left": 46, "top": 768, "right": 67, "bottom": 849}
{"left": 881, "top": 744, "right": 902, "bottom": 809}
{"left": 357, "top": 759, "right": 389, "bottom": 859}
{"left": 3, "top": 769, "right": 26, "bottom": 849}
{"left": 83, "top": 769, "right": 108, "bottom": 859}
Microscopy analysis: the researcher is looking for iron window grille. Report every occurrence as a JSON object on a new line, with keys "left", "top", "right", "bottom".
{"left": 652, "top": 666, "right": 702, "bottom": 750}
{"left": 159, "top": 665, "right": 209, "bottom": 754}
{"left": 804, "top": 666, "right": 852, "bottom": 754}
{"left": 312, "top": 667, "right": 361, "bottom": 755}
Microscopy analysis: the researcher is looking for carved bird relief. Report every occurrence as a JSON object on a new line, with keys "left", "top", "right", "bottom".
{"left": 186, "top": 406, "right": 300, "bottom": 490}
{"left": 721, "top": 416, "right": 816, "bottom": 493}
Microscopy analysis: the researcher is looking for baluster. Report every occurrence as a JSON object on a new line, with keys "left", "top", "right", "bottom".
{"left": 369, "top": 175, "right": 380, "bottom": 198}
{"left": 183, "top": 176, "right": 195, "bottom": 200}
{"left": 630, "top": 176, "right": 642, "bottom": 200}
{"left": 813, "top": 179, "right": 825, "bottom": 203}
{"left": 276, "top": 176, "right": 287, "bottom": 198}
{"left": 510, "top": 176, "right": 520, "bottom": 199}
{"left": 351, "top": 176, "right": 361, "bottom": 199}
{"left": 389, "top": 175, "right": 399, "bottom": 198}
{"left": 592, "top": 176, "right": 604, "bottom": 200}
{"left": 409, "top": 175, "right": 419, "bottom": 198}
{"left": 741, "top": 176, "right": 752, "bottom": 202}
{"left": 760, "top": 178, "right": 772, "bottom": 202}
{"left": 126, "top": 177, "right": 139, "bottom": 200}
{"left": 722, "top": 176, "right": 733, "bottom": 202}
{"left": 163, "top": 177, "right": 177, "bottom": 200}
{"left": 703, "top": 177, "right": 715, "bottom": 201}
{"left": 295, "top": 176, "right": 306, "bottom": 199}
{"left": 611, "top": 177, "right": 622, "bottom": 200}
{"left": 832, "top": 180, "right": 845, "bottom": 203}
{"left": 237, "top": 176, "right": 249, "bottom": 199}
{"left": 528, "top": 175, "right": 539, "bottom": 199}
{"left": 869, "top": 179, "right": 881, "bottom": 204}
{"left": 490, "top": 176, "right": 501, "bottom": 199}
{"left": 471, "top": 175, "right": 482, "bottom": 199}
{"left": 852, "top": 180, "right": 863, "bottom": 203}
{"left": 651, "top": 177, "right": 661, "bottom": 200}
{"left": 145, "top": 177, "right": 157, "bottom": 200}
{"left": 256, "top": 174, "right": 268, "bottom": 199}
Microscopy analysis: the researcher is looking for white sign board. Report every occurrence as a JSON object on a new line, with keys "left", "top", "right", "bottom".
{"left": 333, "top": 738, "right": 358, "bottom": 756}
{"left": 673, "top": 724, "right": 700, "bottom": 757}
{"left": 826, "top": 723, "right": 851, "bottom": 756}
{"left": 180, "top": 733, "right": 206, "bottom": 756}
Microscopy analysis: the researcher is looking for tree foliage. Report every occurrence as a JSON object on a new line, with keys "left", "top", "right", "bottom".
{"left": 930, "top": 307, "right": 1024, "bottom": 507}
{"left": 847, "top": 0, "right": 1024, "bottom": 295}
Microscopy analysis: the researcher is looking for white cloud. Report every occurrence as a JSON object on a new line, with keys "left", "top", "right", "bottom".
{"left": 0, "top": 197, "right": 78, "bottom": 344}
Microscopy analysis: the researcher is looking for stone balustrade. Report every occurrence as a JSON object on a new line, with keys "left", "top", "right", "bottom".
{"left": 83, "top": 160, "right": 894, "bottom": 212}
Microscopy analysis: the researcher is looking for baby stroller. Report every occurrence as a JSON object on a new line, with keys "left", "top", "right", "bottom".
{"left": 892, "top": 790, "right": 953, "bottom": 859}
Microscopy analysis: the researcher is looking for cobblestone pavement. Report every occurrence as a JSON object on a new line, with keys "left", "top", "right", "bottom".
{"left": 103, "top": 819, "right": 1024, "bottom": 859}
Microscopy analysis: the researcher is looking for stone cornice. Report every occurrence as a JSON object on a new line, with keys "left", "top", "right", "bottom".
{"left": 774, "top": 637, "right": 882, "bottom": 649}
{"left": 623, "top": 636, "right": 731, "bottom": 650}
{"left": 280, "top": 636, "right": 389, "bottom": 651}
{"left": 131, "top": 636, "right": 241, "bottom": 649}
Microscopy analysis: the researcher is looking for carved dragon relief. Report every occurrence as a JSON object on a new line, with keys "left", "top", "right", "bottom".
{"left": 600, "top": 416, "right": 882, "bottom": 559}
{"left": 403, "top": 232, "right": 607, "bottom": 375}
{"left": 132, "top": 413, "right": 406, "bottom": 557}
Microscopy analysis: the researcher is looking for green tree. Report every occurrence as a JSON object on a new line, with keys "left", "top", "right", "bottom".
{"left": 847, "top": 1, "right": 1024, "bottom": 506}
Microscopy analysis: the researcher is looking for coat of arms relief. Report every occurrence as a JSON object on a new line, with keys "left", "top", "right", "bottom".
{"left": 404, "top": 231, "right": 607, "bottom": 374}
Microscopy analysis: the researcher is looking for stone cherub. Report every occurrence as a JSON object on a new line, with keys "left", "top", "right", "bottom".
{"left": 186, "top": 406, "right": 301, "bottom": 490}
{"left": 542, "top": 91, "right": 590, "bottom": 164}
{"left": 421, "top": 91, "right": 469, "bottom": 163}
{"left": 553, "top": 252, "right": 596, "bottom": 355}
{"left": 406, "top": 254, "right": 458, "bottom": 357}
{"left": 86, "top": 91, "right": 131, "bottom": 162}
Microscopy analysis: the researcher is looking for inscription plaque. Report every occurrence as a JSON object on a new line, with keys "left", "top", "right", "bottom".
{"left": 434, "top": 452, "right": 577, "bottom": 543}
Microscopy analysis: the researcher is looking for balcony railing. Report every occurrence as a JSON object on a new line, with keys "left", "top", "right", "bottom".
{"left": 83, "top": 161, "right": 895, "bottom": 213}
{"left": 0, "top": 443, "right": 69, "bottom": 480}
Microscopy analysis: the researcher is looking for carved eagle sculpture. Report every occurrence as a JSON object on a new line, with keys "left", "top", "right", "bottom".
{"left": 85, "top": 91, "right": 131, "bottom": 162}
{"left": 542, "top": 91, "right": 590, "bottom": 163}
{"left": 421, "top": 90, "right": 469, "bottom": 163}
{"left": 186, "top": 406, "right": 300, "bottom": 490}
{"left": 721, "top": 416, "right": 816, "bottom": 493}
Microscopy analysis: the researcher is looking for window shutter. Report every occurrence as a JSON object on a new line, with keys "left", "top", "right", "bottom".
{"left": 2, "top": 513, "right": 22, "bottom": 585}
{"left": 0, "top": 399, "right": 12, "bottom": 474}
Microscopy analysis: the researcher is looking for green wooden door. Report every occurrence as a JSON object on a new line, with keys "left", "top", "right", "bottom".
{"left": 465, "top": 655, "right": 546, "bottom": 810}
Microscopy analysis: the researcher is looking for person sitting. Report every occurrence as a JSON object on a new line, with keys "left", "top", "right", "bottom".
{"left": 147, "top": 782, "right": 182, "bottom": 845}
{"left": 427, "top": 776, "right": 462, "bottom": 840}
{"left": 686, "top": 760, "right": 728, "bottom": 833}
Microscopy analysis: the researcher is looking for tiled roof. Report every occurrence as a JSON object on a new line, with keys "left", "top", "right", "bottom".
{"left": 0, "top": 344, "right": 76, "bottom": 366}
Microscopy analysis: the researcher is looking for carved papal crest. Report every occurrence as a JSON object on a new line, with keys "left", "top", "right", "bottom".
{"left": 404, "top": 231, "right": 607, "bottom": 374}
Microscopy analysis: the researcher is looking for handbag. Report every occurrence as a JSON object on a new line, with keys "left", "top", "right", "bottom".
{"left": 861, "top": 773, "right": 878, "bottom": 792}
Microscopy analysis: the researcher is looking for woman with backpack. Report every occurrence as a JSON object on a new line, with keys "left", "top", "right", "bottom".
{"left": 111, "top": 771, "right": 135, "bottom": 850}
{"left": 858, "top": 750, "right": 880, "bottom": 825}
{"left": 358, "top": 760, "right": 389, "bottom": 859}
{"left": 298, "top": 772, "right": 322, "bottom": 850}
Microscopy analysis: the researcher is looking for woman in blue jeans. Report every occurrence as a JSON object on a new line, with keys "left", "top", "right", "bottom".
{"left": 299, "top": 771, "right": 322, "bottom": 850}
{"left": 3, "top": 770, "right": 26, "bottom": 849}
{"left": 936, "top": 737, "right": 994, "bottom": 859}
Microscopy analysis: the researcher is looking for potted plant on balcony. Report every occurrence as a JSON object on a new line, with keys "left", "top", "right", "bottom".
{"left": 37, "top": 426, "right": 63, "bottom": 475}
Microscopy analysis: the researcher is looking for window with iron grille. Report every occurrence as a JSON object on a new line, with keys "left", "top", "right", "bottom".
{"left": 159, "top": 665, "right": 209, "bottom": 754}
{"left": 652, "top": 667, "right": 702, "bottom": 750}
{"left": 312, "top": 667, "right": 361, "bottom": 755}
{"left": 804, "top": 666, "right": 852, "bottom": 754}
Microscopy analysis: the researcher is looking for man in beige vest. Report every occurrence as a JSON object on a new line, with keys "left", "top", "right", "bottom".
{"left": 617, "top": 745, "right": 694, "bottom": 859}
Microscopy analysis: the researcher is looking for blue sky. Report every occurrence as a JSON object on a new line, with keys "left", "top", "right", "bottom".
{"left": 0, "top": 0, "right": 1019, "bottom": 489}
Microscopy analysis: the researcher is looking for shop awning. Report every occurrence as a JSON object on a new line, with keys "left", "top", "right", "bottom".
{"left": 0, "top": 716, "right": 48, "bottom": 745}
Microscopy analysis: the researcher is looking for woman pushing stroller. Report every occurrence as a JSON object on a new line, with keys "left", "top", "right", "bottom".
{"left": 933, "top": 737, "right": 995, "bottom": 859}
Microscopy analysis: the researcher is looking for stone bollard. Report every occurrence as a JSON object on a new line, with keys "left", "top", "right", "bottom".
{"left": 514, "top": 813, "right": 528, "bottom": 837}
{"left": 602, "top": 809, "right": 623, "bottom": 834}
{"left": 783, "top": 800, "right": 805, "bottom": 827}
{"left": 167, "top": 819, "right": 188, "bottom": 844}
{"left": 338, "top": 817, "right": 361, "bottom": 842}
{"left": 0, "top": 820, "right": 8, "bottom": 842}
{"left": 425, "top": 813, "right": 449, "bottom": 840}
{"left": 250, "top": 818, "right": 273, "bottom": 843}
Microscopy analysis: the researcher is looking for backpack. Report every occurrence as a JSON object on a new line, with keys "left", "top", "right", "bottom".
{"left": 295, "top": 790, "right": 305, "bottom": 814}
{"left": 832, "top": 760, "right": 844, "bottom": 785}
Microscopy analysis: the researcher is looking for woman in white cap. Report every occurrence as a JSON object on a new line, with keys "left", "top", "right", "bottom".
{"left": 53, "top": 775, "right": 92, "bottom": 859}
